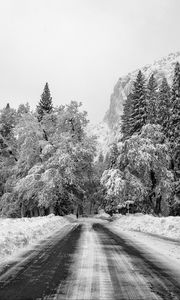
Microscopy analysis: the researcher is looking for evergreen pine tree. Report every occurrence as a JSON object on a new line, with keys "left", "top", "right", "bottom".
{"left": 121, "top": 93, "right": 133, "bottom": 140}
{"left": 156, "top": 77, "right": 170, "bottom": 135}
{"left": 146, "top": 74, "right": 158, "bottom": 124}
{"left": 0, "top": 104, "right": 17, "bottom": 138}
{"left": 128, "top": 70, "right": 147, "bottom": 135}
{"left": 109, "top": 143, "right": 119, "bottom": 168}
{"left": 37, "top": 82, "right": 53, "bottom": 121}
{"left": 168, "top": 62, "right": 180, "bottom": 207}
{"left": 0, "top": 104, "right": 17, "bottom": 161}
{"left": 168, "top": 62, "right": 180, "bottom": 145}
{"left": 6, "top": 103, "right": 10, "bottom": 109}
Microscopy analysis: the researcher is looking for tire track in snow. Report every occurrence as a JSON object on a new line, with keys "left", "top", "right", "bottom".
{"left": 1, "top": 220, "right": 180, "bottom": 299}
{"left": 63, "top": 222, "right": 114, "bottom": 300}
{"left": 93, "top": 223, "right": 180, "bottom": 300}
{"left": 0, "top": 224, "right": 82, "bottom": 300}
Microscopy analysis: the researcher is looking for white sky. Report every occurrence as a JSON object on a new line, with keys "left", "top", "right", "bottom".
{"left": 0, "top": 0, "right": 180, "bottom": 123}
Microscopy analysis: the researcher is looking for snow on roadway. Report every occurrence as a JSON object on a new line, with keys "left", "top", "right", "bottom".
{"left": 57, "top": 221, "right": 163, "bottom": 300}
{"left": 66, "top": 222, "right": 114, "bottom": 300}
{"left": 1, "top": 212, "right": 180, "bottom": 273}
{"left": 0, "top": 215, "right": 180, "bottom": 299}
{"left": 0, "top": 214, "right": 71, "bottom": 264}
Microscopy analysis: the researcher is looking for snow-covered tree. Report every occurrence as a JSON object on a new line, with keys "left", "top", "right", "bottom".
{"left": 37, "top": 82, "right": 53, "bottom": 121}
{"left": 108, "top": 142, "right": 119, "bottom": 168}
{"left": 146, "top": 74, "right": 158, "bottom": 124}
{"left": 101, "top": 124, "right": 173, "bottom": 215}
{"left": 17, "top": 103, "right": 30, "bottom": 118}
{"left": 168, "top": 62, "right": 180, "bottom": 145}
{"left": 15, "top": 113, "right": 44, "bottom": 176}
{"left": 128, "top": 70, "right": 147, "bottom": 135}
{"left": 0, "top": 105, "right": 17, "bottom": 200}
{"left": 121, "top": 93, "right": 133, "bottom": 140}
{"left": 0, "top": 104, "right": 17, "bottom": 139}
{"left": 156, "top": 77, "right": 170, "bottom": 134}
{"left": 168, "top": 62, "right": 180, "bottom": 210}
{"left": 0, "top": 101, "right": 97, "bottom": 217}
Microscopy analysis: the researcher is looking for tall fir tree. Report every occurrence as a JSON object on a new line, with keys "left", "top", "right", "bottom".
{"left": 168, "top": 62, "right": 180, "bottom": 204}
{"left": 37, "top": 82, "right": 53, "bottom": 121}
{"left": 109, "top": 143, "right": 119, "bottom": 168}
{"left": 128, "top": 70, "right": 147, "bottom": 136}
{"left": 146, "top": 74, "right": 158, "bottom": 124}
{"left": 0, "top": 103, "right": 17, "bottom": 162}
{"left": 168, "top": 62, "right": 180, "bottom": 145}
{"left": 156, "top": 77, "right": 170, "bottom": 135}
{"left": 121, "top": 93, "right": 133, "bottom": 140}
{"left": 0, "top": 104, "right": 17, "bottom": 138}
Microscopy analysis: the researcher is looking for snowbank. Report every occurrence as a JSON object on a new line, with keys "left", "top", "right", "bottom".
{"left": 111, "top": 214, "right": 180, "bottom": 240}
{"left": 0, "top": 215, "right": 70, "bottom": 262}
{"left": 94, "top": 210, "right": 111, "bottom": 220}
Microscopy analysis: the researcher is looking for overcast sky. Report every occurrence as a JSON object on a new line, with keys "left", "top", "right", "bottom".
{"left": 0, "top": 0, "right": 180, "bottom": 123}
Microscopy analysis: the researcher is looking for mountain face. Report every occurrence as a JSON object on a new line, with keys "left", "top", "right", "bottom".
{"left": 104, "top": 52, "right": 180, "bottom": 129}
{"left": 89, "top": 52, "right": 180, "bottom": 157}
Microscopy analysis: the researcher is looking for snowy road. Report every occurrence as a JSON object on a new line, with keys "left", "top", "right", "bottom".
{"left": 0, "top": 220, "right": 180, "bottom": 300}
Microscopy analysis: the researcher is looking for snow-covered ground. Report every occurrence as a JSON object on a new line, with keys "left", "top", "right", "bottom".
{"left": 110, "top": 214, "right": 180, "bottom": 239}
{"left": 1, "top": 213, "right": 180, "bottom": 272}
{"left": 94, "top": 210, "right": 111, "bottom": 220}
{"left": 109, "top": 214, "right": 180, "bottom": 266}
{"left": 0, "top": 215, "right": 71, "bottom": 263}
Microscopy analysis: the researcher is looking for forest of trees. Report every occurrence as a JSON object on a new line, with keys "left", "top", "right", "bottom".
{"left": 0, "top": 83, "right": 101, "bottom": 217}
{"left": 0, "top": 62, "right": 180, "bottom": 218}
{"left": 101, "top": 62, "right": 180, "bottom": 216}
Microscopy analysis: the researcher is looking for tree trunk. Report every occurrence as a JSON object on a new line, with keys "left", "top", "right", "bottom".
{"left": 34, "top": 207, "right": 39, "bottom": 217}
{"left": 49, "top": 206, "right": 55, "bottom": 214}
{"left": 154, "top": 196, "right": 162, "bottom": 215}
{"left": 39, "top": 207, "right": 45, "bottom": 216}
{"left": 21, "top": 203, "right": 26, "bottom": 218}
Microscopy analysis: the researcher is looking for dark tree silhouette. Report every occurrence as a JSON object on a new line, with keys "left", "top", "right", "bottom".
{"left": 37, "top": 82, "right": 53, "bottom": 121}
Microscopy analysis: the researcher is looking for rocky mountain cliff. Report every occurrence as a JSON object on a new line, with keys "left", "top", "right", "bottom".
{"left": 104, "top": 52, "right": 180, "bottom": 129}
{"left": 89, "top": 52, "right": 180, "bottom": 157}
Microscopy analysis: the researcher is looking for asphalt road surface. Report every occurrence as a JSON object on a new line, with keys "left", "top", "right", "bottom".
{"left": 0, "top": 220, "right": 180, "bottom": 300}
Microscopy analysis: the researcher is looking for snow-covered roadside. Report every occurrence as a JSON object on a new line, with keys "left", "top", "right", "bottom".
{"left": 93, "top": 211, "right": 111, "bottom": 220}
{"left": 108, "top": 214, "right": 180, "bottom": 265}
{"left": 110, "top": 214, "right": 180, "bottom": 239}
{"left": 0, "top": 214, "right": 72, "bottom": 263}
